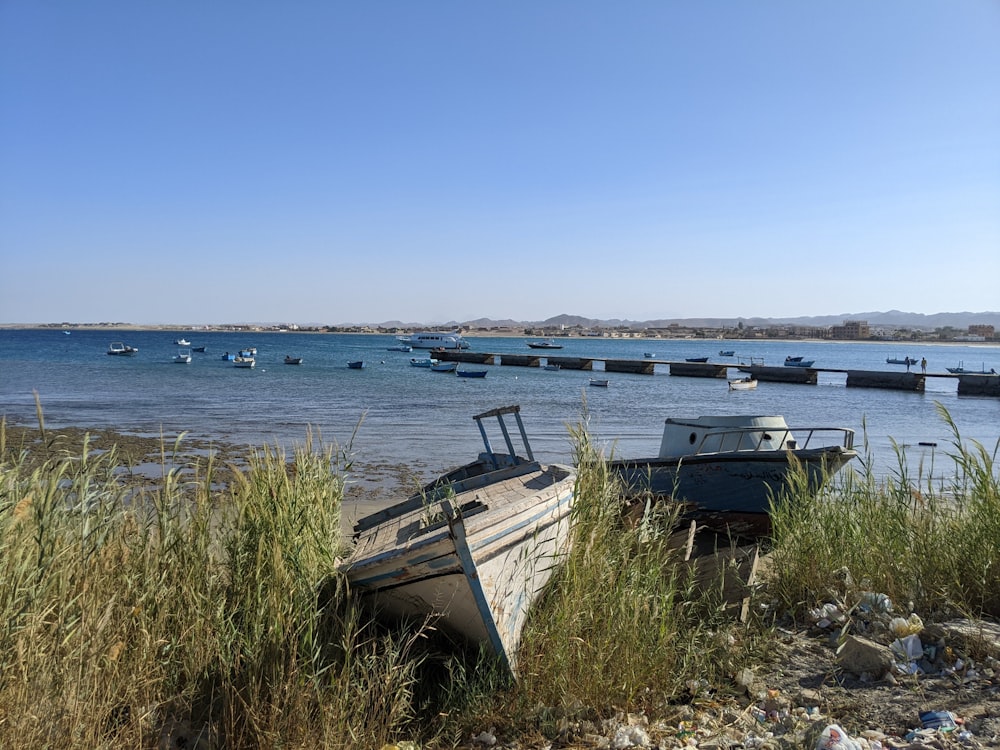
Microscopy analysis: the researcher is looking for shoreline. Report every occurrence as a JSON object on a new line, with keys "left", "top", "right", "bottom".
{"left": 1, "top": 323, "right": 997, "bottom": 348}
{"left": 0, "top": 420, "right": 407, "bottom": 532}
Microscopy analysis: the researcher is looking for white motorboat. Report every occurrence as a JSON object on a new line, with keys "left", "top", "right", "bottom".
{"left": 396, "top": 331, "right": 470, "bottom": 350}
{"left": 609, "top": 415, "right": 856, "bottom": 519}
{"left": 107, "top": 342, "right": 138, "bottom": 356}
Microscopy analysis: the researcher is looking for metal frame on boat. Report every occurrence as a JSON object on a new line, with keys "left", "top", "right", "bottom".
{"left": 342, "top": 405, "right": 577, "bottom": 674}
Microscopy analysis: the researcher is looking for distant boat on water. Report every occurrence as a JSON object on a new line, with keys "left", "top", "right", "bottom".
{"left": 784, "top": 356, "right": 815, "bottom": 368}
{"left": 728, "top": 376, "right": 757, "bottom": 391}
{"left": 946, "top": 361, "right": 994, "bottom": 374}
{"left": 396, "top": 331, "right": 469, "bottom": 350}
{"left": 527, "top": 339, "right": 563, "bottom": 350}
{"left": 107, "top": 341, "right": 138, "bottom": 356}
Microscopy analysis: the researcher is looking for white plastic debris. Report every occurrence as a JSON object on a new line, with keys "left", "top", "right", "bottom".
{"left": 814, "top": 723, "right": 861, "bottom": 750}
{"left": 610, "top": 724, "right": 651, "bottom": 748}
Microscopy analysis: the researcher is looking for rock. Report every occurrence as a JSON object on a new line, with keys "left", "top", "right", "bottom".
{"left": 939, "top": 619, "right": 1000, "bottom": 660}
{"left": 836, "top": 635, "right": 894, "bottom": 678}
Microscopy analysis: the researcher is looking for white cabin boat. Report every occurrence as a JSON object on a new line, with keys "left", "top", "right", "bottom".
{"left": 728, "top": 376, "right": 757, "bottom": 391}
{"left": 107, "top": 342, "right": 138, "bottom": 356}
{"left": 343, "top": 405, "right": 576, "bottom": 674}
{"left": 396, "top": 331, "right": 470, "bottom": 350}
{"left": 173, "top": 348, "right": 192, "bottom": 364}
{"left": 609, "top": 415, "right": 856, "bottom": 520}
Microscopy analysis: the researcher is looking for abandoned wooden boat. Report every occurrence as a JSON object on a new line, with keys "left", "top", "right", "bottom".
{"left": 609, "top": 415, "right": 856, "bottom": 520}
{"left": 342, "top": 405, "right": 577, "bottom": 674}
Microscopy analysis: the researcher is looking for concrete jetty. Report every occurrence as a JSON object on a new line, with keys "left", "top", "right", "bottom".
{"left": 429, "top": 350, "right": 998, "bottom": 397}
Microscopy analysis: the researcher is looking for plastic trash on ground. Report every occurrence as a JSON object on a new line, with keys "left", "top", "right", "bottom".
{"left": 919, "top": 710, "right": 958, "bottom": 730}
{"left": 814, "top": 723, "right": 861, "bottom": 750}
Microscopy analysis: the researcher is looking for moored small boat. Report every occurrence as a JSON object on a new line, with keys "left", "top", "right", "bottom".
{"left": 589, "top": 378, "right": 610, "bottom": 387}
{"left": 728, "top": 376, "right": 757, "bottom": 391}
{"left": 347, "top": 360, "right": 365, "bottom": 369}
{"left": 173, "top": 348, "right": 192, "bottom": 364}
{"left": 886, "top": 356, "right": 918, "bottom": 366}
{"left": 544, "top": 363, "right": 561, "bottom": 371}
{"left": 174, "top": 338, "right": 190, "bottom": 346}
{"left": 107, "top": 342, "right": 138, "bottom": 356}
{"left": 284, "top": 355, "right": 303, "bottom": 365}
{"left": 784, "top": 356, "right": 815, "bottom": 367}
{"left": 609, "top": 415, "right": 856, "bottom": 522}
{"left": 410, "top": 357, "right": 437, "bottom": 367}
{"left": 527, "top": 339, "right": 563, "bottom": 349}
{"left": 431, "top": 361, "right": 458, "bottom": 373}
{"left": 946, "top": 361, "right": 993, "bottom": 374}
{"left": 686, "top": 356, "right": 709, "bottom": 363}
{"left": 719, "top": 350, "right": 735, "bottom": 357}
{"left": 457, "top": 368, "right": 488, "bottom": 378}
{"left": 233, "top": 356, "right": 255, "bottom": 368}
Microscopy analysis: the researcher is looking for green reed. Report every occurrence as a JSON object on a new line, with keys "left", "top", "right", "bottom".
{"left": 767, "top": 403, "right": 1000, "bottom": 622}
{"left": 0, "top": 414, "right": 426, "bottom": 749}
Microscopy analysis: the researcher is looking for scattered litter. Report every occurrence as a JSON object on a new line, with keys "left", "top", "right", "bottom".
{"left": 919, "top": 710, "right": 958, "bottom": 730}
{"left": 814, "top": 723, "right": 861, "bottom": 750}
{"left": 859, "top": 592, "right": 892, "bottom": 613}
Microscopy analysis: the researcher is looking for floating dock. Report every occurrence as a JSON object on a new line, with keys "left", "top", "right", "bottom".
{"left": 429, "top": 351, "right": 997, "bottom": 397}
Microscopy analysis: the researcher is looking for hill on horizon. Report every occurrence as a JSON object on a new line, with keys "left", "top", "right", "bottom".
{"left": 361, "top": 310, "right": 1000, "bottom": 331}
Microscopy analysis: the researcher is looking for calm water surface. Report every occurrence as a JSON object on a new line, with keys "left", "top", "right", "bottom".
{"left": 1, "top": 329, "right": 997, "bottom": 485}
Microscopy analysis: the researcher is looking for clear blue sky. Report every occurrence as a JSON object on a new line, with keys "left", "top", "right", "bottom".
{"left": 2, "top": 2, "right": 998, "bottom": 326}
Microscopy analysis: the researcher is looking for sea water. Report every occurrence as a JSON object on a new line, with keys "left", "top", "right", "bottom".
{"left": 1, "top": 328, "right": 997, "bottom": 486}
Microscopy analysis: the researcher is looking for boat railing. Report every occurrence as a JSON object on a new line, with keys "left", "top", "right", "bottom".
{"left": 693, "top": 426, "right": 855, "bottom": 455}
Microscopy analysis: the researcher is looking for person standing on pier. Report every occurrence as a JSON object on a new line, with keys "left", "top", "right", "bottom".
{"left": 921, "top": 357, "right": 927, "bottom": 374}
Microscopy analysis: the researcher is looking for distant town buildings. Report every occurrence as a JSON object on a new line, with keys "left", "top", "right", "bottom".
{"left": 831, "top": 320, "right": 871, "bottom": 340}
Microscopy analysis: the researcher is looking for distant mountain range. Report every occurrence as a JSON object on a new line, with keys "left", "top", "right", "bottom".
{"left": 371, "top": 310, "right": 1000, "bottom": 331}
